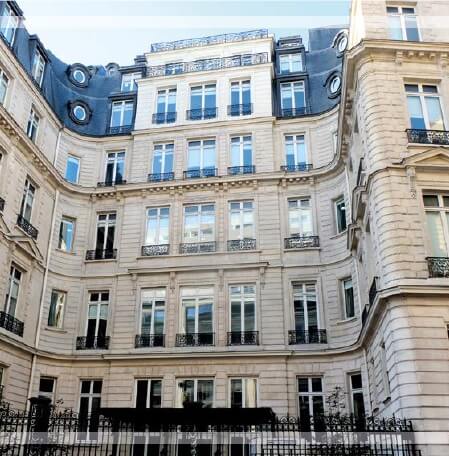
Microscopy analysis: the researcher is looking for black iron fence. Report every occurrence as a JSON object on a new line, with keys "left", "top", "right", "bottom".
{"left": 17, "top": 214, "right": 38, "bottom": 240}
{"left": 0, "top": 311, "right": 24, "bottom": 337}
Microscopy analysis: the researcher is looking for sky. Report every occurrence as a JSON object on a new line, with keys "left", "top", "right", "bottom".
{"left": 17, "top": 0, "right": 351, "bottom": 66}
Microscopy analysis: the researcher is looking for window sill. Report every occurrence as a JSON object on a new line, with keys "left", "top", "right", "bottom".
{"left": 335, "top": 316, "right": 358, "bottom": 325}
{"left": 45, "top": 327, "right": 67, "bottom": 334}
{"left": 330, "top": 229, "right": 347, "bottom": 240}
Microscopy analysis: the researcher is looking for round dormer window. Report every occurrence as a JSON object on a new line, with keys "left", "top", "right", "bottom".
{"left": 73, "top": 105, "right": 87, "bottom": 122}
{"left": 337, "top": 34, "right": 348, "bottom": 53}
{"left": 330, "top": 75, "right": 342, "bottom": 94}
{"left": 68, "top": 64, "right": 90, "bottom": 88}
{"left": 68, "top": 101, "right": 91, "bottom": 125}
{"left": 73, "top": 69, "right": 86, "bottom": 85}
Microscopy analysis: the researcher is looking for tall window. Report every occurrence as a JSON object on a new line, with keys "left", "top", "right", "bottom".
{"left": 279, "top": 53, "right": 303, "bottom": 74}
{"left": 293, "top": 283, "right": 318, "bottom": 334}
{"left": 342, "top": 278, "right": 355, "bottom": 319}
{"left": 230, "top": 378, "right": 257, "bottom": 408}
{"left": 4, "top": 265, "right": 21, "bottom": 317}
{"left": 121, "top": 72, "right": 141, "bottom": 92}
{"left": 189, "top": 84, "right": 216, "bottom": 119}
{"left": 183, "top": 204, "right": 215, "bottom": 243}
{"left": 110, "top": 100, "right": 134, "bottom": 128}
{"left": 176, "top": 379, "right": 214, "bottom": 408}
{"left": 181, "top": 287, "right": 213, "bottom": 340}
{"left": 156, "top": 88, "right": 176, "bottom": 123}
{"left": 280, "top": 81, "right": 305, "bottom": 114}
{"left": 0, "top": 3, "right": 19, "bottom": 45}
{"left": 65, "top": 155, "right": 80, "bottom": 184}
{"left": 297, "top": 377, "right": 324, "bottom": 421}
{"left": 145, "top": 207, "right": 169, "bottom": 246}
{"left": 95, "top": 213, "right": 116, "bottom": 253}
{"left": 288, "top": 198, "right": 313, "bottom": 237}
{"left": 141, "top": 289, "right": 165, "bottom": 336}
{"left": 349, "top": 373, "right": 365, "bottom": 420}
{"left": 405, "top": 84, "right": 445, "bottom": 131}
{"left": 229, "top": 201, "right": 254, "bottom": 240}
{"left": 78, "top": 380, "right": 102, "bottom": 435}
{"left": 423, "top": 194, "right": 449, "bottom": 256}
{"left": 187, "top": 140, "right": 216, "bottom": 175}
{"left": 285, "top": 135, "right": 307, "bottom": 170}
{"left": 229, "top": 285, "right": 256, "bottom": 335}
{"left": 387, "top": 6, "right": 420, "bottom": 41}
{"left": 58, "top": 217, "right": 75, "bottom": 252}
{"left": 230, "top": 136, "right": 253, "bottom": 171}
{"left": 38, "top": 377, "right": 55, "bottom": 401}
{"left": 152, "top": 143, "right": 174, "bottom": 178}
{"left": 48, "top": 290, "right": 65, "bottom": 328}
{"left": 86, "top": 292, "right": 109, "bottom": 344}
{"left": 26, "top": 108, "right": 40, "bottom": 142}
{"left": 0, "top": 68, "right": 9, "bottom": 106}
{"left": 380, "top": 343, "right": 391, "bottom": 400}
{"left": 20, "top": 178, "right": 36, "bottom": 222}
{"left": 230, "top": 80, "right": 251, "bottom": 115}
{"left": 136, "top": 379, "right": 162, "bottom": 408}
{"left": 104, "top": 151, "right": 125, "bottom": 184}
{"left": 31, "top": 49, "right": 46, "bottom": 87}
{"left": 335, "top": 197, "right": 347, "bottom": 233}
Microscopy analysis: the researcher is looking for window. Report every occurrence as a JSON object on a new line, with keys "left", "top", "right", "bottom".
{"left": 183, "top": 204, "right": 215, "bottom": 243}
{"left": 58, "top": 217, "right": 75, "bottom": 252}
{"left": 31, "top": 49, "right": 46, "bottom": 87}
{"left": 387, "top": 6, "right": 420, "bottom": 41}
{"left": 104, "top": 151, "right": 125, "bottom": 184}
{"left": 38, "top": 377, "right": 55, "bottom": 401}
{"left": 229, "top": 201, "right": 254, "bottom": 240}
{"left": 380, "top": 343, "right": 391, "bottom": 400}
{"left": 95, "top": 213, "right": 116, "bottom": 253}
{"left": 230, "top": 378, "right": 257, "bottom": 408}
{"left": 20, "top": 178, "right": 36, "bottom": 222}
{"left": 156, "top": 88, "right": 176, "bottom": 123}
{"left": 230, "top": 80, "right": 251, "bottom": 115}
{"left": 229, "top": 285, "right": 256, "bottom": 335}
{"left": 65, "top": 155, "right": 80, "bottom": 184}
{"left": 86, "top": 292, "right": 109, "bottom": 344}
{"left": 78, "top": 380, "right": 102, "bottom": 435}
{"left": 230, "top": 136, "right": 252, "bottom": 170}
{"left": 342, "top": 278, "right": 355, "bottom": 319}
{"left": 72, "top": 69, "right": 87, "bottom": 85}
{"left": 405, "top": 84, "right": 445, "bottom": 131}
{"left": 26, "top": 108, "right": 40, "bottom": 142}
{"left": 281, "top": 81, "right": 305, "bottom": 114}
{"left": 285, "top": 135, "right": 307, "bottom": 170}
{"left": 349, "top": 373, "right": 365, "bottom": 420}
{"left": 335, "top": 197, "right": 347, "bottom": 233}
{"left": 48, "top": 290, "right": 65, "bottom": 328}
{"left": 121, "top": 72, "right": 141, "bottom": 92}
{"left": 297, "top": 377, "right": 324, "bottom": 420}
{"left": 279, "top": 53, "right": 303, "bottom": 74}
{"left": 189, "top": 84, "right": 216, "bottom": 119}
{"left": 135, "top": 379, "right": 162, "bottom": 408}
{"left": 293, "top": 283, "right": 318, "bottom": 334}
{"left": 423, "top": 194, "right": 449, "bottom": 256}
{"left": 180, "top": 287, "right": 213, "bottom": 339}
{"left": 187, "top": 140, "right": 216, "bottom": 175}
{"left": 145, "top": 207, "right": 169, "bottom": 246}
{"left": 0, "top": 68, "right": 9, "bottom": 106}
{"left": 152, "top": 143, "right": 174, "bottom": 177}
{"left": 288, "top": 198, "right": 313, "bottom": 237}
{"left": 0, "top": 3, "right": 19, "bottom": 45}
{"left": 110, "top": 100, "right": 134, "bottom": 128}
{"left": 176, "top": 379, "right": 213, "bottom": 408}
{"left": 141, "top": 289, "right": 165, "bottom": 336}
{"left": 4, "top": 265, "right": 22, "bottom": 317}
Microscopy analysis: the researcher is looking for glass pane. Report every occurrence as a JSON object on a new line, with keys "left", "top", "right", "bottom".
{"left": 191, "top": 87, "right": 202, "bottom": 110}
{"left": 311, "top": 377, "right": 322, "bottom": 392}
{"left": 245, "top": 379, "right": 257, "bottom": 407}
{"left": 407, "top": 96, "right": 426, "bottom": 129}
{"left": 312, "top": 396, "right": 324, "bottom": 417}
{"left": 298, "top": 378, "right": 309, "bottom": 393}
{"left": 164, "top": 150, "right": 174, "bottom": 173}
{"left": 185, "top": 306, "right": 196, "bottom": 334}
{"left": 425, "top": 97, "right": 445, "bottom": 130}
{"left": 188, "top": 142, "right": 201, "bottom": 169}
{"left": 197, "top": 380, "right": 213, "bottom": 407}
{"left": 198, "top": 304, "right": 213, "bottom": 333}
{"left": 244, "top": 301, "right": 255, "bottom": 331}
{"left": 307, "top": 296, "right": 317, "bottom": 331}
{"left": 154, "top": 309, "right": 165, "bottom": 334}
{"left": 294, "top": 298, "right": 305, "bottom": 332}
{"left": 423, "top": 195, "right": 439, "bottom": 207}
{"left": 426, "top": 212, "right": 447, "bottom": 256}
{"left": 281, "top": 85, "right": 292, "bottom": 109}
{"left": 231, "top": 301, "right": 241, "bottom": 332}
{"left": 405, "top": 15, "right": 420, "bottom": 41}
{"left": 388, "top": 15, "right": 403, "bottom": 40}
{"left": 230, "top": 379, "right": 242, "bottom": 408}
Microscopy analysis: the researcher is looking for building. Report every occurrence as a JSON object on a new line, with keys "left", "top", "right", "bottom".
{"left": 0, "top": 0, "right": 448, "bottom": 455}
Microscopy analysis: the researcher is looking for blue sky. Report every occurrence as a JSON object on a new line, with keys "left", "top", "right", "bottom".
{"left": 18, "top": 0, "right": 351, "bottom": 66}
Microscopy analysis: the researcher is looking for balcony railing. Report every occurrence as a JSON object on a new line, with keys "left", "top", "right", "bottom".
{"left": 0, "top": 197, "right": 4, "bottom": 212}
{"left": 76, "top": 336, "right": 110, "bottom": 350}
{"left": 288, "top": 329, "right": 327, "bottom": 344}
{"left": 284, "top": 236, "right": 320, "bottom": 249}
{"left": 183, "top": 168, "right": 218, "bottom": 179}
{"left": 85, "top": 249, "right": 117, "bottom": 261}
{"left": 141, "top": 244, "right": 169, "bottom": 256}
{"left": 426, "top": 257, "right": 449, "bottom": 278}
{"left": 148, "top": 172, "right": 175, "bottom": 182}
{"left": 186, "top": 108, "right": 217, "bottom": 121}
{"left": 227, "top": 165, "right": 255, "bottom": 175}
{"left": 0, "top": 311, "right": 24, "bottom": 337}
{"left": 148, "top": 52, "right": 269, "bottom": 77}
{"left": 152, "top": 112, "right": 177, "bottom": 124}
{"left": 228, "top": 104, "right": 253, "bottom": 116}
{"left": 175, "top": 333, "right": 214, "bottom": 346}
{"left": 406, "top": 128, "right": 449, "bottom": 145}
{"left": 135, "top": 334, "right": 165, "bottom": 348}
{"left": 281, "top": 107, "right": 309, "bottom": 118}
{"left": 281, "top": 164, "right": 313, "bottom": 172}
{"left": 106, "top": 125, "right": 133, "bottom": 135}
{"left": 179, "top": 242, "right": 216, "bottom": 254}
{"left": 97, "top": 179, "right": 127, "bottom": 187}
{"left": 227, "top": 331, "right": 259, "bottom": 345}
{"left": 227, "top": 239, "right": 256, "bottom": 251}
{"left": 17, "top": 214, "right": 38, "bottom": 240}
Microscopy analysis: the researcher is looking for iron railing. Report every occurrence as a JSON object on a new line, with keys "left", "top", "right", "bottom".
{"left": 288, "top": 329, "right": 327, "bottom": 344}
{"left": 97, "top": 179, "right": 127, "bottom": 187}
{"left": 152, "top": 112, "right": 177, "bottom": 124}
{"left": 426, "top": 257, "right": 449, "bottom": 277}
{"left": 281, "top": 107, "right": 309, "bottom": 117}
{"left": 148, "top": 172, "right": 175, "bottom": 182}
{"left": 0, "top": 197, "right": 4, "bottom": 212}
{"left": 0, "top": 311, "right": 24, "bottom": 337}
{"left": 179, "top": 242, "right": 216, "bottom": 254}
{"left": 227, "top": 239, "right": 256, "bottom": 251}
{"left": 76, "top": 336, "right": 110, "bottom": 350}
{"left": 227, "top": 103, "right": 253, "bottom": 116}
{"left": 227, "top": 165, "right": 255, "bottom": 175}
{"left": 284, "top": 236, "right": 320, "bottom": 249}
{"left": 183, "top": 168, "right": 217, "bottom": 179}
{"left": 106, "top": 125, "right": 133, "bottom": 135}
{"left": 135, "top": 334, "right": 165, "bottom": 348}
{"left": 17, "top": 214, "right": 38, "bottom": 240}
{"left": 85, "top": 249, "right": 117, "bottom": 261}
{"left": 406, "top": 128, "right": 449, "bottom": 145}
{"left": 281, "top": 164, "right": 313, "bottom": 172}
{"left": 141, "top": 244, "right": 169, "bottom": 256}
{"left": 186, "top": 107, "right": 217, "bottom": 120}
{"left": 227, "top": 331, "right": 259, "bottom": 345}
{"left": 176, "top": 333, "right": 214, "bottom": 346}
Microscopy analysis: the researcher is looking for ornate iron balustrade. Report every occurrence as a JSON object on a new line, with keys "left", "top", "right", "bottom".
{"left": 17, "top": 214, "right": 38, "bottom": 240}
{"left": 106, "top": 125, "right": 133, "bottom": 135}
{"left": 148, "top": 172, "right": 175, "bottom": 182}
{"left": 186, "top": 107, "right": 217, "bottom": 120}
{"left": 0, "top": 311, "right": 24, "bottom": 337}
{"left": 151, "top": 29, "right": 268, "bottom": 52}
{"left": 369, "top": 276, "right": 379, "bottom": 306}
{"left": 179, "top": 242, "right": 216, "bottom": 254}
{"left": 152, "top": 112, "right": 177, "bottom": 124}
{"left": 281, "top": 107, "right": 309, "bottom": 117}
{"left": 135, "top": 334, "right": 165, "bottom": 348}
{"left": 406, "top": 128, "right": 449, "bottom": 145}
{"left": 175, "top": 333, "right": 214, "bottom": 346}
{"left": 227, "top": 165, "right": 255, "bottom": 175}
{"left": 281, "top": 164, "right": 313, "bottom": 172}
{"left": 227, "top": 331, "right": 259, "bottom": 345}
{"left": 426, "top": 257, "right": 449, "bottom": 277}
{"left": 76, "top": 336, "right": 110, "bottom": 350}
{"left": 228, "top": 103, "right": 253, "bottom": 116}
{"left": 227, "top": 239, "right": 256, "bottom": 251}
{"left": 183, "top": 168, "right": 218, "bottom": 179}
{"left": 148, "top": 53, "right": 269, "bottom": 77}
{"left": 97, "top": 179, "right": 127, "bottom": 187}
{"left": 284, "top": 236, "right": 320, "bottom": 249}
{"left": 288, "top": 329, "right": 327, "bottom": 344}
{"left": 141, "top": 244, "right": 169, "bottom": 256}
{"left": 0, "top": 197, "right": 4, "bottom": 212}
{"left": 85, "top": 249, "right": 117, "bottom": 261}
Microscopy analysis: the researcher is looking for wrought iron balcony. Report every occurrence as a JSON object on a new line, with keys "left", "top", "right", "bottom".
{"left": 0, "top": 197, "right": 4, "bottom": 212}
{"left": 227, "top": 331, "right": 259, "bottom": 345}
{"left": 135, "top": 334, "right": 165, "bottom": 348}
{"left": 148, "top": 52, "right": 269, "bottom": 77}
{"left": 227, "top": 239, "right": 256, "bottom": 251}
{"left": 228, "top": 104, "right": 253, "bottom": 116}
{"left": 369, "top": 276, "right": 379, "bottom": 306}
{"left": 281, "top": 107, "right": 309, "bottom": 118}
{"left": 288, "top": 329, "right": 327, "bottom": 345}
{"left": 183, "top": 168, "right": 217, "bottom": 179}
{"left": 85, "top": 249, "right": 117, "bottom": 261}
{"left": 281, "top": 164, "right": 313, "bottom": 172}
{"left": 106, "top": 125, "right": 133, "bottom": 135}
{"left": 406, "top": 128, "right": 449, "bottom": 145}
{"left": 152, "top": 112, "right": 177, "bottom": 124}
{"left": 148, "top": 172, "right": 175, "bottom": 182}
{"left": 17, "top": 214, "right": 38, "bottom": 240}
{"left": 141, "top": 244, "right": 169, "bottom": 256}
{"left": 284, "top": 236, "right": 320, "bottom": 249}
{"left": 76, "top": 336, "right": 110, "bottom": 350}
{"left": 227, "top": 165, "right": 255, "bottom": 175}
{"left": 179, "top": 242, "right": 216, "bottom": 254}
{"left": 97, "top": 179, "right": 127, "bottom": 187}
{"left": 0, "top": 311, "right": 24, "bottom": 337}
{"left": 426, "top": 257, "right": 449, "bottom": 278}
{"left": 175, "top": 333, "right": 214, "bottom": 346}
{"left": 186, "top": 108, "right": 217, "bottom": 121}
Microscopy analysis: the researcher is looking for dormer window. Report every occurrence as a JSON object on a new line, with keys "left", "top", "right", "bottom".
{"left": 0, "top": 3, "right": 19, "bottom": 45}
{"left": 110, "top": 100, "right": 134, "bottom": 130}
{"left": 121, "top": 72, "right": 141, "bottom": 92}
{"left": 279, "top": 53, "right": 303, "bottom": 74}
{"left": 31, "top": 49, "right": 46, "bottom": 87}
{"left": 280, "top": 81, "right": 306, "bottom": 117}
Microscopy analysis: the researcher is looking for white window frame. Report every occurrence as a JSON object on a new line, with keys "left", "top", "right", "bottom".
{"left": 156, "top": 88, "right": 177, "bottom": 113}
{"left": 110, "top": 100, "right": 134, "bottom": 127}
{"left": 279, "top": 53, "right": 303, "bottom": 73}
{"left": 152, "top": 143, "right": 174, "bottom": 174}
{"left": 180, "top": 287, "right": 214, "bottom": 334}
{"left": 293, "top": 283, "right": 320, "bottom": 332}
{"left": 140, "top": 288, "right": 166, "bottom": 335}
{"left": 342, "top": 278, "right": 355, "bottom": 319}
{"left": 26, "top": 107, "right": 40, "bottom": 142}
{"left": 334, "top": 196, "right": 347, "bottom": 234}
{"left": 58, "top": 217, "right": 75, "bottom": 252}
{"left": 280, "top": 81, "right": 305, "bottom": 109}
{"left": 95, "top": 212, "right": 116, "bottom": 251}
{"left": 0, "top": 3, "right": 19, "bottom": 45}
{"left": 48, "top": 290, "right": 66, "bottom": 328}
{"left": 297, "top": 376, "right": 325, "bottom": 417}
{"left": 230, "top": 80, "right": 251, "bottom": 105}
{"left": 65, "top": 155, "right": 80, "bottom": 184}
{"left": 190, "top": 84, "right": 216, "bottom": 110}
{"left": 229, "top": 284, "right": 256, "bottom": 333}
{"left": 20, "top": 178, "right": 36, "bottom": 222}
{"left": 4, "top": 265, "right": 22, "bottom": 317}
{"left": 176, "top": 378, "right": 214, "bottom": 408}
{"left": 230, "top": 135, "right": 252, "bottom": 168}
{"left": 183, "top": 204, "right": 215, "bottom": 243}
{"left": 423, "top": 194, "right": 449, "bottom": 256}
{"left": 387, "top": 5, "right": 420, "bottom": 41}
{"left": 135, "top": 378, "right": 163, "bottom": 408}
{"left": 78, "top": 379, "right": 102, "bottom": 440}
{"left": 284, "top": 134, "right": 308, "bottom": 167}
{"left": 288, "top": 198, "right": 313, "bottom": 237}
{"left": 228, "top": 201, "right": 255, "bottom": 240}
{"left": 121, "top": 72, "right": 141, "bottom": 92}
{"left": 104, "top": 151, "right": 125, "bottom": 183}
{"left": 86, "top": 292, "right": 109, "bottom": 338}
{"left": 187, "top": 139, "right": 216, "bottom": 171}
{"left": 145, "top": 207, "right": 170, "bottom": 246}
{"left": 348, "top": 372, "right": 365, "bottom": 416}
{"left": 31, "top": 49, "right": 46, "bottom": 87}
{"left": 229, "top": 378, "right": 258, "bottom": 408}
{"left": 0, "top": 68, "right": 9, "bottom": 106}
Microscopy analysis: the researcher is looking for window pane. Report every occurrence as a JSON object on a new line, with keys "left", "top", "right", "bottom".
{"left": 405, "top": 15, "right": 420, "bottom": 41}
{"left": 426, "top": 212, "right": 447, "bottom": 256}
{"left": 388, "top": 15, "right": 403, "bottom": 40}
{"left": 425, "top": 97, "right": 445, "bottom": 130}
{"left": 407, "top": 96, "right": 426, "bottom": 129}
